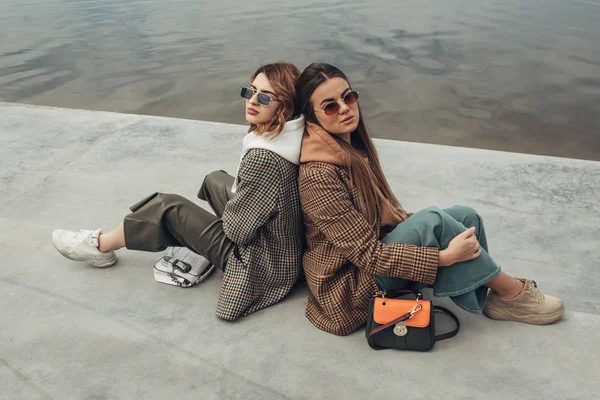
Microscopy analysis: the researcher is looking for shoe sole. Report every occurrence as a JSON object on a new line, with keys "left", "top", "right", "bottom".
{"left": 52, "top": 241, "right": 117, "bottom": 268}
{"left": 483, "top": 303, "right": 565, "bottom": 325}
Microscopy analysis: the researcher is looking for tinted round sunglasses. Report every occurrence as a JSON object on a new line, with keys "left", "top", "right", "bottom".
{"left": 240, "top": 87, "right": 279, "bottom": 106}
{"left": 315, "top": 90, "right": 360, "bottom": 116}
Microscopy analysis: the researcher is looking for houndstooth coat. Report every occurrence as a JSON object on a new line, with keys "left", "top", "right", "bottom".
{"left": 217, "top": 148, "right": 304, "bottom": 320}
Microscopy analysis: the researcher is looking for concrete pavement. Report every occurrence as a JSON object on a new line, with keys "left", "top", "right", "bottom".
{"left": 1, "top": 103, "right": 598, "bottom": 400}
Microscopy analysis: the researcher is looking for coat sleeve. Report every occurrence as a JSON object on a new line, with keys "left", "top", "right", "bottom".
{"left": 222, "top": 149, "right": 279, "bottom": 246}
{"left": 299, "top": 164, "right": 439, "bottom": 285}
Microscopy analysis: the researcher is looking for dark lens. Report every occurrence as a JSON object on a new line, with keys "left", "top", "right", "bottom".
{"left": 323, "top": 102, "right": 340, "bottom": 116}
{"left": 344, "top": 91, "right": 359, "bottom": 105}
{"left": 257, "top": 93, "right": 272, "bottom": 106}
{"left": 240, "top": 87, "right": 253, "bottom": 100}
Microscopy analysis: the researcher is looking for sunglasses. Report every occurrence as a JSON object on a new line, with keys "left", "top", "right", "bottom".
{"left": 315, "top": 90, "right": 360, "bottom": 116}
{"left": 240, "top": 87, "right": 279, "bottom": 106}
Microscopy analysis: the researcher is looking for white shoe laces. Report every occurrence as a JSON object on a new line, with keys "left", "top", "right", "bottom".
{"left": 75, "top": 230, "right": 95, "bottom": 245}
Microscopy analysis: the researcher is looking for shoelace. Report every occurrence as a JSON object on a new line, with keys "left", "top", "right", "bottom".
{"left": 75, "top": 230, "right": 94, "bottom": 245}
{"left": 527, "top": 280, "right": 544, "bottom": 302}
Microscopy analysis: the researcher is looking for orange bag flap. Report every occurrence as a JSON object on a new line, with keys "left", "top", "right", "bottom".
{"left": 373, "top": 298, "right": 430, "bottom": 327}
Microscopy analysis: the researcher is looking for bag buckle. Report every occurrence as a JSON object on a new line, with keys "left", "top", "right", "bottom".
{"left": 164, "top": 257, "right": 192, "bottom": 273}
{"left": 393, "top": 321, "right": 408, "bottom": 336}
{"left": 393, "top": 301, "right": 422, "bottom": 337}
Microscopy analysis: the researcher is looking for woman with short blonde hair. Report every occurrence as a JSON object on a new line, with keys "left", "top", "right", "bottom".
{"left": 52, "top": 62, "right": 305, "bottom": 320}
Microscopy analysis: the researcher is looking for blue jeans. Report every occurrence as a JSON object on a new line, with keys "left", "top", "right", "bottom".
{"left": 374, "top": 206, "right": 501, "bottom": 313}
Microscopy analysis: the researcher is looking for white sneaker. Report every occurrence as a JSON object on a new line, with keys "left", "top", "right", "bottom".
{"left": 52, "top": 228, "right": 117, "bottom": 268}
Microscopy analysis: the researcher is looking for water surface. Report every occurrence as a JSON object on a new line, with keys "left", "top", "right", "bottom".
{"left": 1, "top": 0, "right": 599, "bottom": 160}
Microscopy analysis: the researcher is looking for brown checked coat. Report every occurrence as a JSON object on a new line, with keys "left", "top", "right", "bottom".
{"left": 298, "top": 123, "right": 440, "bottom": 336}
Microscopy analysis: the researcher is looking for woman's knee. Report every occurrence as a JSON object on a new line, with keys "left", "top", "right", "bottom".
{"left": 447, "top": 205, "right": 481, "bottom": 226}
{"left": 414, "top": 206, "right": 445, "bottom": 221}
{"left": 199, "top": 170, "right": 227, "bottom": 200}
{"left": 204, "top": 170, "right": 223, "bottom": 186}
{"left": 418, "top": 205, "right": 443, "bottom": 215}
{"left": 155, "top": 193, "right": 189, "bottom": 209}
{"left": 407, "top": 206, "right": 445, "bottom": 224}
{"left": 452, "top": 205, "right": 478, "bottom": 216}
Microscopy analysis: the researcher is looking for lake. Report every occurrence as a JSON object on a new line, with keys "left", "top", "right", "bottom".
{"left": 1, "top": 0, "right": 599, "bottom": 160}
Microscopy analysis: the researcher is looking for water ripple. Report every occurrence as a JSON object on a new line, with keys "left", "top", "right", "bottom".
{"left": 0, "top": 0, "right": 598, "bottom": 160}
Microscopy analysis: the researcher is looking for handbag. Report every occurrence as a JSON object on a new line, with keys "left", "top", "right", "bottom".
{"left": 365, "top": 289, "right": 460, "bottom": 351}
{"left": 153, "top": 247, "right": 216, "bottom": 288}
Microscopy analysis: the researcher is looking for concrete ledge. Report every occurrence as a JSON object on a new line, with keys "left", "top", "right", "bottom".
{"left": 1, "top": 103, "right": 599, "bottom": 400}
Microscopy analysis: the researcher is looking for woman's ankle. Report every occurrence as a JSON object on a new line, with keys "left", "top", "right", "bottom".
{"left": 486, "top": 273, "right": 526, "bottom": 299}
{"left": 97, "top": 224, "right": 126, "bottom": 253}
{"left": 97, "top": 233, "right": 112, "bottom": 253}
{"left": 496, "top": 279, "right": 525, "bottom": 299}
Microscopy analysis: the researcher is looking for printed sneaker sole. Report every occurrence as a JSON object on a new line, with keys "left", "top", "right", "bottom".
{"left": 483, "top": 303, "right": 564, "bottom": 325}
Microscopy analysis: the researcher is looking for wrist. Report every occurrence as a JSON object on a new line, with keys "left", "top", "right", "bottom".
{"left": 439, "top": 249, "right": 455, "bottom": 267}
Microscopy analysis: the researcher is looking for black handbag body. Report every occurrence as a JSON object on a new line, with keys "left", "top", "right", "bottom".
{"left": 365, "top": 289, "right": 459, "bottom": 352}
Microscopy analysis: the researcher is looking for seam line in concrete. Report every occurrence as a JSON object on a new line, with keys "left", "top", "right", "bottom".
{"left": 0, "top": 357, "right": 56, "bottom": 400}
{"left": 0, "top": 277, "right": 291, "bottom": 400}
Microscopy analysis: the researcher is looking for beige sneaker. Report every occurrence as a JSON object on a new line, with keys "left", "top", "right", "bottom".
{"left": 484, "top": 279, "right": 564, "bottom": 325}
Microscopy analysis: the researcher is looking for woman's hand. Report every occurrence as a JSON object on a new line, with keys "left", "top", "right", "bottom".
{"left": 438, "top": 227, "right": 481, "bottom": 267}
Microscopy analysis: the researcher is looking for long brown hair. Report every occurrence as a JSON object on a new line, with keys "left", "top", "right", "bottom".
{"left": 248, "top": 62, "right": 300, "bottom": 137}
{"left": 296, "top": 62, "right": 403, "bottom": 226}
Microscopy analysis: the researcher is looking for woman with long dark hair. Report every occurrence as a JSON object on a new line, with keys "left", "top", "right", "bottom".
{"left": 295, "top": 62, "right": 564, "bottom": 336}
